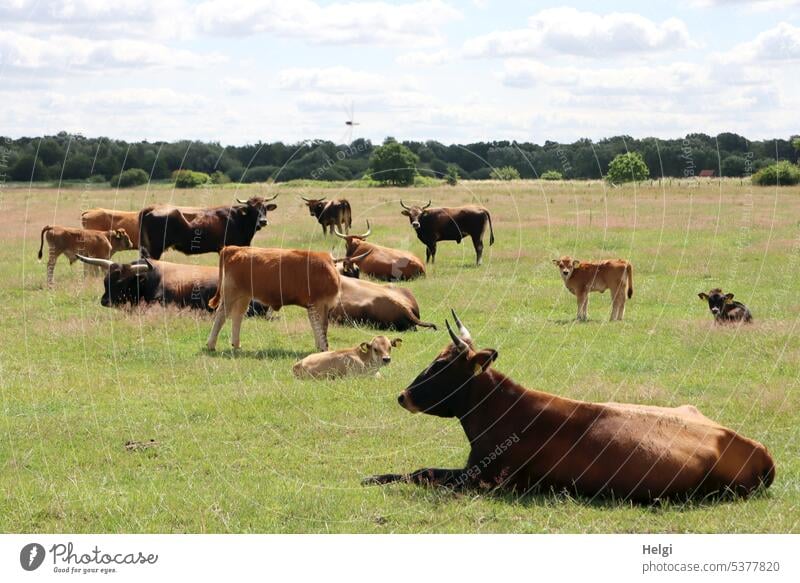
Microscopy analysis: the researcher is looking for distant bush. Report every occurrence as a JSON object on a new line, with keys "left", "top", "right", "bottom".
{"left": 241, "top": 166, "right": 277, "bottom": 183}
{"left": 721, "top": 156, "right": 747, "bottom": 178}
{"left": 86, "top": 175, "right": 106, "bottom": 183}
{"left": 752, "top": 161, "right": 800, "bottom": 186}
{"left": 413, "top": 175, "right": 443, "bottom": 187}
{"left": 470, "top": 167, "right": 492, "bottom": 180}
{"left": 210, "top": 170, "right": 230, "bottom": 185}
{"left": 225, "top": 166, "right": 245, "bottom": 182}
{"left": 490, "top": 166, "right": 521, "bottom": 181}
{"left": 606, "top": 152, "right": 649, "bottom": 183}
{"left": 174, "top": 170, "right": 210, "bottom": 188}
{"left": 445, "top": 165, "right": 459, "bottom": 186}
{"left": 111, "top": 168, "right": 149, "bottom": 188}
{"left": 540, "top": 170, "right": 563, "bottom": 181}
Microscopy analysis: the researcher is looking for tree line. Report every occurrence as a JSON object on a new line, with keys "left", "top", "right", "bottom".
{"left": 1, "top": 131, "right": 798, "bottom": 184}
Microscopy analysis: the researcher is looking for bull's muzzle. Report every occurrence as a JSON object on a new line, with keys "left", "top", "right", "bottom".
{"left": 258, "top": 218, "right": 268, "bottom": 227}
{"left": 397, "top": 390, "right": 419, "bottom": 413}
{"left": 411, "top": 222, "right": 420, "bottom": 229}
{"left": 101, "top": 296, "right": 110, "bottom": 307}
{"left": 382, "top": 356, "right": 391, "bottom": 364}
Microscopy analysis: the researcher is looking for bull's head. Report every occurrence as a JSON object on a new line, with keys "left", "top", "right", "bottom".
{"left": 76, "top": 255, "right": 152, "bottom": 307}
{"left": 301, "top": 196, "right": 326, "bottom": 218}
{"left": 698, "top": 288, "right": 734, "bottom": 318}
{"left": 552, "top": 256, "right": 580, "bottom": 280}
{"left": 397, "top": 310, "right": 497, "bottom": 418}
{"left": 236, "top": 194, "right": 278, "bottom": 229}
{"left": 334, "top": 221, "right": 372, "bottom": 256}
{"left": 332, "top": 248, "right": 372, "bottom": 278}
{"left": 399, "top": 200, "right": 431, "bottom": 230}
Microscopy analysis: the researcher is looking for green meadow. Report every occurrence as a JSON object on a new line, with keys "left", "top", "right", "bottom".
{"left": 1, "top": 179, "right": 797, "bottom": 533}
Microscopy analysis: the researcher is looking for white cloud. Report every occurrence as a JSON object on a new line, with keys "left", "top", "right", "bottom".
{"left": 195, "top": 0, "right": 461, "bottom": 46}
{"left": 277, "top": 66, "right": 418, "bottom": 94}
{"left": 721, "top": 22, "right": 800, "bottom": 63}
{"left": 463, "top": 7, "right": 694, "bottom": 58}
{"left": 396, "top": 49, "right": 456, "bottom": 67}
{"left": 224, "top": 78, "right": 255, "bottom": 96}
{"left": 691, "top": 0, "right": 800, "bottom": 10}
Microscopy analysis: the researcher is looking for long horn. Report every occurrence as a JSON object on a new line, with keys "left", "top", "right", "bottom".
{"left": 399, "top": 200, "right": 410, "bottom": 210}
{"left": 332, "top": 249, "right": 372, "bottom": 264}
{"left": 264, "top": 193, "right": 279, "bottom": 202}
{"left": 236, "top": 198, "right": 247, "bottom": 204}
{"left": 130, "top": 263, "right": 150, "bottom": 274}
{"left": 76, "top": 254, "right": 114, "bottom": 270}
{"left": 451, "top": 309, "right": 472, "bottom": 341}
{"left": 359, "top": 220, "right": 371, "bottom": 239}
{"left": 300, "top": 195, "right": 312, "bottom": 202}
{"left": 333, "top": 226, "right": 348, "bottom": 239}
{"left": 422, "top": 200, "right": 432, "bottom": 209}
{"left": 446, "top": 319, "right": 468, "bottom": 351}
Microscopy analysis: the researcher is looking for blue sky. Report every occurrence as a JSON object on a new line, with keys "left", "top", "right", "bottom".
{"left": 1, "top": 0, "right": 798, "bottom": 145}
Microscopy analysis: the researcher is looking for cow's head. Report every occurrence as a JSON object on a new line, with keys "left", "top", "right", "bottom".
{"left": 334, "top": 221, "right": 372, "bottom": 256}
{"left": 400, "top": 200, "right": 431, "bottom": 230}
{"left": 397, "top": 310, "right": 497, "bottom": 418}
{"left": 552, "top": 256, "right": 580, "bottom": 280}
{"left": 236, "top": 194, "right": 278, "bottom": 229}
{"left": 332, "top": 249, "right": 372, "bottom": 278}
{"left": 698, "top": 288, "right": 734, "bottom": 318}
{"left": 109, "top": 228, "right": 134, "bottom": 252}
{"left": 358, "top": 335, "right": 402, "bottom": 367}
{"left": 76, "top": 255, "right": 152, "bottom": 307}
{"left": 301, "top": 196, "right": 326, "bottom": 218}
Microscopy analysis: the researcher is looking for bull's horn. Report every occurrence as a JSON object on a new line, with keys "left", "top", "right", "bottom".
{"left": 359, "top": 220, "right": 372, "bottom": 239}
{"left": 348, "top": 249, "right": 372, "bottom": 262}
{"left": 399, "top": 200, "right": 410, "bottom": 210}
{"left": 75, "top": 254, "right": 114, "bottom": 270}
{"left": 236, "top": 198, "right": 248, "bottom": 204}
{"left": 130, "top": 263, "right": 150, "bottom": 274}
{"left": 451, "top": 309, "right": 472, "bottom": 341}
{"left": 446, "top": 319, "right": 468, "bottom": 351}
{"left": 333, "top": 226, "right": 348, "bottom": 240}
{"left": 264, "top": 193, "right": 279, "bottom": 202}
{"left": 422, "top": 200, "right": 432, "bottom": 209}
{"left": 300, "top": 196, "right": 311, "bottom": 202}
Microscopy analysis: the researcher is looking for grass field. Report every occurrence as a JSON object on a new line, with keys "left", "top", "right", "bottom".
{"left": 1, "top": 179, "right": 798, "bottom": 533}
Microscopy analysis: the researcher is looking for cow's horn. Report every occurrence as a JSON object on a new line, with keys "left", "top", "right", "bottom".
{"left": 399, "top": 200, "right": 410, "bottom": 210}
{"left": 264, "top": 193, "right": 279, "bottom": 202}
{"left": 446, "top": 319, "right": 468, "bottom": 351}
{"left": 422, "top": 200, "right": 432, "bottom": 209}
{"left": 130, "top": 263, "right": 151, "bottom": 274}
{"left": 348, "top": 249, "right": 372, "bottom": 262}
{"left": 333, "top": 226, "right": 348, "bottom": 240}
{"left": 75, "top": 254, "right": 114, "bottom": 270}
{"left": 451, "top": 309, "right": 472, "bottom": 341}
{"left": 300, "top": 196, "right": 311, "bottom": 202}
{"left": 359, "top": 220, "right": 371, "bottom": 239}
{"left": 236, "top": 198, "right": 248, "bottom": 204}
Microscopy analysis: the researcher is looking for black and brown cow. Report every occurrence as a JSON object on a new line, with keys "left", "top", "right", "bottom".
{"left": 363, "top": 311, "right": 775, "bottom": 502}
{"left": 334, "top": 221, "right": 425, "bottom": 281}
{"left": 301, "top": 196, "right": 352, "bottom": 235}
{"left": 698, "top": 288, "right": 753, "bottom": 323}
{"left": 138, "top": 195, "right": 278, "bottom": 259}
{"left": 400, "top": 201, "right": 494, "bottom": 265}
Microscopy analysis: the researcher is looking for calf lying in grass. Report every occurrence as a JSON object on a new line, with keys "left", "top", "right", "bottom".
{"left": 293, "top": 335, "right": 402, "bottom": 379}
{"left": 698, "top": 288, "right": 753, "bottom": 323}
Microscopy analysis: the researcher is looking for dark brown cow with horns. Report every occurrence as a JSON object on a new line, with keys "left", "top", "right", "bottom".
{"left": 400, "top": 201, "right": 495, "bottom": 265}
{"left": 363, "top": 311, "right": 775, "bottom": 502}
{"left": 301, "top": 196, "right": 352, "bottom": 235}
{"left": 334, "top": 221, "right": 425, "bottom": 281}
{"left": 138, "top": 195, "right": 278, "bottom": 259}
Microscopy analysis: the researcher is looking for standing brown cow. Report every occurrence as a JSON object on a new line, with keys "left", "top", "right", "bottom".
{"left": 301, "top": 196, "right": 352, "bottom": 235}
{"left": 81, "top": 206, "right": 205, "bottom": 248}
{"left": 552, "top": 256, "right": 633, "bottom": 321}
{"left": 206, "top": 245, "right": 341, "bottom": 352}
{"left": 334, "top": 221, "right": 425, "bottom": 281}
{"left": 363, "top": 311, "right": 775, "bottom": 502}
{"left": 38, "top": 226, "right": 133, "bottom": 286}
{"left": 400, "top": 201, "right": 494, "bottom": 265}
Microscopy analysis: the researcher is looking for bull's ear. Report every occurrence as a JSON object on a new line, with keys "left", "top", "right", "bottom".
{"left": 470, "top": 349, "right": 498, "bottom": 376}
{"left": 391, "top": 338, "right": 402, "bottom": 348}
{"left": 572, "top": 259, "right": 580, "bottom": 268}
{"left": 359, "top": 342, "right": 370, "bottom": 353}
{"left": 266, "top": 204, "right": 277, "bottom": 211}
{"left": 724, "top": 293, "right": 735, "bottom": 303}
{"left": 401, "top": 210, "right": 410, "bottom": 217}
{"left": 551, "top": 259, "right": 559, "bottom": 265}
{"left": 698, "top": 292, "right": 708, "bottom": 300}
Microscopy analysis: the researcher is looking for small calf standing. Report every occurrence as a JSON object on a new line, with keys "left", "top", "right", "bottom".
{"left": 552, "top": 256, "right": 633, "bottom": 321}
{"left": 38, "top": 225, "right": 133, "bottom": 286}
{"left": 698, "top": 288, "right": 752, "bottom": 323}
{"left": 292, "top": 336, "right": 402, "bottom": 379}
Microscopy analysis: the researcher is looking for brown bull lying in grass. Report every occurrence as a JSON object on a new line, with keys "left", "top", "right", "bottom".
{"left": 364, "top": 311, "right": 775, "bottom": 503}
{"left": 293, "top": 335, "right": 402, "bottom": 379}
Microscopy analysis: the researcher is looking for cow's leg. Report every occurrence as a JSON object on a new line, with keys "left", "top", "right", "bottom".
{"left": 426, "top": 243, "right": 436, "bottom": 264}
{"left": 307, "top": 304, "right": 330, "bottom": 351}
{"left": 46, "top": 248, "right": 59, "bottom": 286}
{"left": 229, "top": 298, "right": 250, "bottom": 349}
{"left": 472, "top": 234, "right": 484, "bottom": 266}
{"left": 610, "top": 284, "right": 626, "bottom": 321}
{"left": 206, "top": 301, "right": 227, "bottom": 350}
{"left": 577, "top": 290, "right": 589, "bottom": 321}
{"left": 362, "top": 468, "right": 468, "bottom": 488}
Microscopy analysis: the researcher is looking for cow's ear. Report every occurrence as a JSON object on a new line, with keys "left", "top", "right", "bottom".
{"left": 470, "top": 349, "right": 498, "bottom": 376}
{"left": 551, "top": 259, "right": 559, "bottom": 265}
{"left": 359, "top": 342, "right": 370, "bottom": 353}
{"left": 401, "top": 210, "right": 410, "bottom": 217}
{"left": 391, "top": 338, "right": 402, "bottom": 348}
{"left": 698, "top": 292, "right": 708, "bottom": 300}
{"left": 724, "top": 293, "right": 735, "bottom": 303}
{"left": 572, "top": 259, "right": 580, "bottom": 268}
{"left": 266, "top": 204, "right": 277, "bottom": 211}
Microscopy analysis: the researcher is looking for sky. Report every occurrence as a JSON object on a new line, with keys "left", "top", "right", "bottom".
{"left": 0, "top": 0, "right": 798, "bottom": 145}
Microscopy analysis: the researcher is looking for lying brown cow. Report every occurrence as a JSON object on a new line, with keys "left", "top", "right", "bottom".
{"left": 206, "top": 245, "right": 342, "bottom": 352}
{"left": 292, "top": 335, "right": 401, "bottom": 379}
{"left": 552, "top": 256, "right": 633, "bottom": 321}
{"left": 331, "top": 275, "right": 437, "bottom": 331}
{"left": 38, "top": 225, "right": 133, "bottom": 286}
{"left": 363, "top": 311, "right": 775, "bottom": 502}
{"left": 334, "top": 221, "right": 425, "bottom": 281}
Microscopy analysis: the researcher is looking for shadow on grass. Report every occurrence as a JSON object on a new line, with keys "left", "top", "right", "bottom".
{"left": 201, "top": 347, "right": 309, "bottom": 360}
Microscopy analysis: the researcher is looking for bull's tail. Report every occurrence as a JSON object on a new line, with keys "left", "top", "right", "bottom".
{"left": 409, "top": 314, "right": 438, "bottom": 330}
{"left": 208, "top": 248, "right": 227, "bottom": 310}
{"left": 38, "top": 225, "right": 52, "bottom": 260}
{"left": 343, "top": 200, "right": 352, "bottom": 229}
{"left": 485, "top": 210, "right": 495, "bottom": 246}
{"left": 137, "top": 208, "right": 150, "bottom": 257}
{"left": 626, "top": 263, "right": 634, "bottom": 299}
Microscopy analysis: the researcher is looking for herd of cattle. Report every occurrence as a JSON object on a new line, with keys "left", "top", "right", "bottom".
{"left": 34, "top": 193, "right": 773, "bottom": 503}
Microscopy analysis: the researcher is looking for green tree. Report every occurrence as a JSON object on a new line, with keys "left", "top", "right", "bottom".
{"left": 445, "top": 165, "right": 459, "bottom": 186}
{"left": 489, "top": 166, "right": 521, "bottom": 180}
{"left": 606, "top": 152, "right": 649, "bottom": 183}
{"left": 174, "top": 170, "right": 210, "bottom": 188}
{"left": 111, "top": 168, "right": 149, "bottom": 188}
{"left": 721, "top": 156, "right": 747, "bottom": 177}
{"left": 368, "top": 141, "right": 419, "bottom": 186}
{"left": 540, "top": 170, "right": 563, "bottom": 180}
{"left": 752, "top": 161, "right": 800, "bottom": 186}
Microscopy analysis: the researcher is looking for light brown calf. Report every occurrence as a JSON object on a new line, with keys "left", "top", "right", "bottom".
{"left": 38, "top": 226, "right": 133, "bottom": 286}
{"left": 552, "top": 256, "right": 633, "bottom": 321}
{"left": 292, "top": 335, "right": 402, "bottom": 379}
